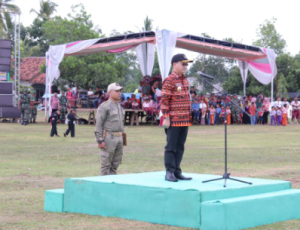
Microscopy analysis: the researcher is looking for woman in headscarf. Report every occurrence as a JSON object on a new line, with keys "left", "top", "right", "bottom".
{"left": 242, "top": 96, "right": 250, "bottom": 124}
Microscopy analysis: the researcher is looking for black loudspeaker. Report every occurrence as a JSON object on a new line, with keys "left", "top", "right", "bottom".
{"left": 0, "top": 39, "right": 12, "bottom": 73}
{"left": 0, "top": 95, "right": 13, "bottom": 107}
{"left": 0, "top": 82, "right": 13, "bottom": 94}
{"left": 0, "top": 107, "right": 21, "bottom": 118}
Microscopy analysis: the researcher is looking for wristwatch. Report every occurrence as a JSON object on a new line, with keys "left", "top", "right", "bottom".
{"left": 97, "top": 140, "right": 103, "bottom": 144}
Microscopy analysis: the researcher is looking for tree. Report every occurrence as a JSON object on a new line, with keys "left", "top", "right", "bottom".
{"left": 25, "top": 17, "right": 49, "bottom": 56}
{"left": 142, "top": 15, "right": 153, "bottom": 31}
{"left": 277, "top": 73, "right": 289, "bottom": 98}
{"left": 253, "top": 18, "right": 286, "bottom": 55}
{"left": 42, "top": 4, "right": 128, "bottom": 90}
{"left": 0, "top": 0, "right": 20, "bottom": 38}
{"left": 30, "top": 0, "right": 58, "bottom": 19}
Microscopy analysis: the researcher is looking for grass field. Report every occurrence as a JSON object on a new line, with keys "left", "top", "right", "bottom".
{"left": 1, "top": 111, "right": 300, "bottom": 230}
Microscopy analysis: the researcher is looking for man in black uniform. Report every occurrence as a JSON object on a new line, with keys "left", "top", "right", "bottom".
{"left": 49, "top": 110, "right": 61, "bottom": 137}
{"left": 64, "top": 109, "right": 78, "bottom": 138}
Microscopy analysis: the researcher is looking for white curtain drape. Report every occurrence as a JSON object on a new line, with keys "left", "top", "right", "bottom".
{"left": 238, "top": 61, "right": 249, "bottom": 96}
{"left": 156, "top": 29, "right": 186, "bottom": 81}
{"left": 135, "top": 43, "right": 155, "bottom": 76}
{"left": 45, "top": 38, "right": 100, "bottom": 118}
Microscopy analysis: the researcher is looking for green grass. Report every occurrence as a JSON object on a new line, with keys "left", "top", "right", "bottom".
{"left": 1, "top": 111, "right": 300, "bottom": 229}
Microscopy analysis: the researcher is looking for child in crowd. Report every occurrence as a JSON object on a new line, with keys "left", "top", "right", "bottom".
{"left": 142, "top": 98, "right": 153, "bottom": 118}
{"left": 220, "top": 105, "right": 225, "bottom": 124}
{"left": 132, "top": 99, "right": 140, "bottom": 110}
{"left": 209, "top": 104, "right": 216, "bottom": 125}
{"left": 155, "top": 88, "right": 162, "bottom": 104}
{"left": 282, "top": 104, "right": 288, "bottom": 126}
{"left": 226, "top": 105, "right": 231, "bottom": 124}
{"left": 124, "top": 97, "right": 132, "bottom": 109}
{"left": 270, "top": 106, "right": 276, "bottom": 126}
{"left": 215, "top": 104, "right": 221, "bottom": 125}
{"left": 258, "top": 107, "right": 264, "bottom": 125}
{"left": 150, "top": 99, "right": 158, "bottom": 119}
{"left": 249, "top": 102, "right": 257, "bottom": 125}
{"left": 191, "top": 99, "right": 200, "bottom": 122}
{"left": 120, "top": 98, "right": 125, "bottom": 108}
{"left": 276, "top": 106, "right": 282, "bottom": 125}
{"left": 200, "top": 99, "right": 207, "bottom": 125}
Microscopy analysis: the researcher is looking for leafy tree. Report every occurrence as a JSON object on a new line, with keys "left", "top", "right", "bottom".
{"left": 30, "top": 0, "right": 58, "bottom": 19}
{"left": 253, "top": 18, "right": 286, "bottom": 55}
{"left": 0, "top": 0, "right": 20, "bottom": 39}
{"left": 25, "top": 17, "right": 49, "bottom": 56}
{"left": 277, "top": 73, "right": 289, "bottom": 98}
{"left": 42, "top": 4, "right": 128, "bottom": 90}
{"left": 141, "top": 15, "right": 153, "bottom": 31}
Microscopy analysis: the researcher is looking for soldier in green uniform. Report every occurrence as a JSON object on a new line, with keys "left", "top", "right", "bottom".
{"left": 30, "top": 91, "right": 39, "bottom": 123}
{"left": 95, "top": 83, "right": 124, "bottom": 176}
{"left": 18, "top": 89, "right": 31, "bottom": 126}
{"left": 231, "top": 94, "right": 241, "bottom": 124}
{"left": 58, "top": 91, "right": 69, "bottom": 122}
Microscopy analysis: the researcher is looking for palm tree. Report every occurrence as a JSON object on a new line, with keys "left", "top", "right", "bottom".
{"left": 0, "top": 0, "right": 20, "bottom": 38}
{"left": 30, "top": 0, "right": 58, "bottom": 19}
{"left": 142, "top": 16, "right": 153, "bottom": 32}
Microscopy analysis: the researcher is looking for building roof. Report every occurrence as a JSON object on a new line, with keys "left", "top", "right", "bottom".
{"left": 13, "top": 57, "right": 46, "bottom": 85}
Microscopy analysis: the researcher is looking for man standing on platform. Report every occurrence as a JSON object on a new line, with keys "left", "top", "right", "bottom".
{"left": 95, "top": 83, "right": 124, "bottom": 176}
{"left": 161, "top": 54, "right": 193, "bottom": 182}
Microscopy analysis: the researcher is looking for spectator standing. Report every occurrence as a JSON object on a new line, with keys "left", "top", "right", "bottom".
{"left": 249, "top": 102, "right": 257, "bottom": 125}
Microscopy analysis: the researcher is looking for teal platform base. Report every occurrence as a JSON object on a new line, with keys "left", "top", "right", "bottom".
{"left": 44, "top": 172, "right": 300, "bottom": 229}
{"left": 44, "top": 189, "right": 64, "bottom": 213}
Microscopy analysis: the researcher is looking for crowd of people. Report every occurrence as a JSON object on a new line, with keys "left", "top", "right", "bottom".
{"left": 116, "top": 82, "right": 300, "bottom": 127}
{"left": 189, "top": 91, "right": 299, "bottom": 126}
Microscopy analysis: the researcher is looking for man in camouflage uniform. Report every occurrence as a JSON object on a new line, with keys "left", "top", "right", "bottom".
{"left": 231, "top": 94, "right": 241, "bottom": 124}
{"left": 59, "top": 91, "right": 69, "bottom": 122}
{"left": 18, "top": 89, "right": 31, "bottom": 126}
{"left": 30, "top": 91, "right": 39, "bottom": 123}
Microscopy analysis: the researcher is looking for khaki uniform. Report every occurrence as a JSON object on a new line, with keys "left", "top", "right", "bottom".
{"left": 95, "top": 99, "right": 124, "bottom": 175}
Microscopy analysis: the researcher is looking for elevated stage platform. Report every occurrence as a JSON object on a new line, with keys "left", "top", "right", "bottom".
{"left": 45, "top": 171, "right": 300, "bottom": 230}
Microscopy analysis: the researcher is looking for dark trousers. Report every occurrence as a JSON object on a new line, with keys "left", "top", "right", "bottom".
{"left": 164, "top": 126, "right": 189, "bottom": 175}
{"left": 51, "top": 121, "right": 58, "bottom": 136}
{"left": 65, "top": 122, "right": 75, "bottom": 137}
{"left": 263, "top": 111, "right": 269, "bottom": 124}
{"left": 215, "top": 113, "right": 220, "bottom": 125}
{"left": 192, "top": 110, "right": 200, "bottom": 121}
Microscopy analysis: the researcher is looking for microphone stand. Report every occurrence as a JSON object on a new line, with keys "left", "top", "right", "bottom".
{"left": 201, "top": 76, "right": 252, "bottom": 187}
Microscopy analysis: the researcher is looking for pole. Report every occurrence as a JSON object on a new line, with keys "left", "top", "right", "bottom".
{"left": 271, "top": 76, "right": 274, "bottom": 103}
{"left": 18, "top": 14, "right": 20, "bottom": 103}
{"left": 201, "top": 76, "right": 252, "bottom": 187}
{"left": 14, "top": 15, "right": 17, "bottom": 106}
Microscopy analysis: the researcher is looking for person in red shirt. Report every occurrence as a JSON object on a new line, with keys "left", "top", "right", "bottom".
{"left": 161, "top": 54, "right": 193, "bottom": 182}
{"left": 249, "top": 102, "right": 257, "bottom": 125}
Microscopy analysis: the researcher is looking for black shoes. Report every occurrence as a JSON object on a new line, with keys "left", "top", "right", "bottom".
{"left": 175, "top": 174, "right": 192, "bottom": 180}
{"left": 64, "top": 133, "right": 66, "bottom": 137}
{"left": 165, "top": 171, "right": 178, "bottom": 182}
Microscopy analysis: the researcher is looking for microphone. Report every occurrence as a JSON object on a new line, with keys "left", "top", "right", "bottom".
{"left": 197, "top": 71, "right": 215, "bottom": 80}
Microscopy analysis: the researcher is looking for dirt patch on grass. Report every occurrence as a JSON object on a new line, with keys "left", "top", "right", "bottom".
{"left": 0, "top": 175, "right": 64, "bottom": 191}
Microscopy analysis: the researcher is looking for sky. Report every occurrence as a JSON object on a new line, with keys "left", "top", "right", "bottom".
{"left": 13, "top": 0, "right": 300, "bottom": 58}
